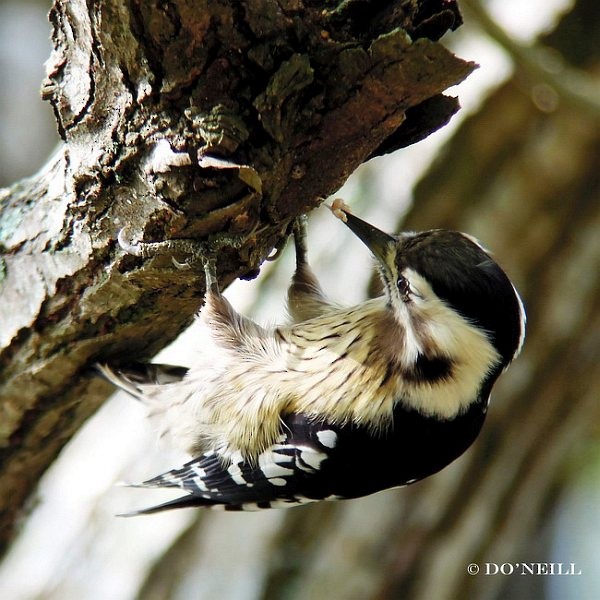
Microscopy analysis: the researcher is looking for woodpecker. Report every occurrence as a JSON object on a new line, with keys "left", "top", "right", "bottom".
{"left": 99, "top": 204, "right": 525, "bottom": 514}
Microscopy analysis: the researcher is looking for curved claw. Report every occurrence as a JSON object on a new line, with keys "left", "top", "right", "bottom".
{"left": 117, "top": 227, "right": 144, "bottom": 257}
{"left": 117, "top": 227, "right": 167, "bottom": 259}
{"left": 266, "top": 238, "right": 288, "bottom": 262}
{"left": 203, "top": 257, "right": 219, "bottom": 294}
{"left": 171, "top": 257, "right": 192, "bottom": 270}
{"left": 116, "top": 229, "right": 218, "bottom": 292}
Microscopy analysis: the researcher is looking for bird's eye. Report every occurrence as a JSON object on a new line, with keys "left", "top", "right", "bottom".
{"left": 397, "top": 275, "right": 410, "bottom": 297}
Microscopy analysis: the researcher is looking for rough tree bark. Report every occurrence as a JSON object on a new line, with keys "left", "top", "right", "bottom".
{"left": 0, "top": 1, "right": 474, "bottom": 556}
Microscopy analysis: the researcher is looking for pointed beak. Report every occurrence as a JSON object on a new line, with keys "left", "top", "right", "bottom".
{"left": 342, "top": 211, "right": 396, "bottom": 267}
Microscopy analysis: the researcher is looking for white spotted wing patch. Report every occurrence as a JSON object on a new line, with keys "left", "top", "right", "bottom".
{"left": 226, "top": 462, "right": 248, "bottom": 486}
{"left": 127, "top": 417, "right": 340, "bottom": 513}
{"left": 316, "top": 429, "right": 337, "bottom": 448}
{"left": 268, "top": 495, "right": 317, "bottom": 509}
{"left": 258, "top": 451, "right": 295, "bottom": 479}
{"left": 295, "top": 446, "right": 327, "bottom": 472}
{"left": 268, "top": 478, "right": 288, "bottom": 487}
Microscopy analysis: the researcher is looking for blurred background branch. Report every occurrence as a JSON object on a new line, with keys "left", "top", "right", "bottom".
{"left": 462, "top": 0, "right": 600, "bottom": 117}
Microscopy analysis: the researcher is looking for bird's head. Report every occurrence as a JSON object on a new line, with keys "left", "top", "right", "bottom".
{"left": 341, "top": 211, "right": 526, "bottom": 368}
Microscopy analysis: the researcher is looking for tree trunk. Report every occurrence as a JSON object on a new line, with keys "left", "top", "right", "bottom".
{"left": 0, "top": 1, "right": 473, "bottom": 557}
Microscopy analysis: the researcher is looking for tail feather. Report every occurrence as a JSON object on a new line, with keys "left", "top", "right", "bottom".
{"left": 117, "top": 494, "right": 220, "bottom": 517}
{"left": 96, "top": 362, "right": 189, "bottom": 400}
{"left": 119, "top": 475, "right": 181, "bottom": 490}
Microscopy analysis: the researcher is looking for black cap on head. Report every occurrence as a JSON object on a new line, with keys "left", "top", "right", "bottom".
{"left": 398, "top": 231, "right": 523, "bottom": 365}
{"left": 338, "top": 209, "right": 523, "bottom": 365}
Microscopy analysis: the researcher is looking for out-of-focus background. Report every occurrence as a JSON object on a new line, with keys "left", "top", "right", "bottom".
{"left": 1, "top": 1, "right": 598, "bottom": 599}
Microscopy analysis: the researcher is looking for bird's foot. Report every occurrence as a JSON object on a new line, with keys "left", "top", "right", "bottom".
{"left": 117, "top": 227, "right": 220, "bottom": 293}
{"left": 265, "top": 214, "right": 309, "bottom": 265}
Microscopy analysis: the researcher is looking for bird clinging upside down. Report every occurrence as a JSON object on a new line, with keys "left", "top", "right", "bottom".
{"left": 99, "top": 202, "right": 525, "bottom": 514}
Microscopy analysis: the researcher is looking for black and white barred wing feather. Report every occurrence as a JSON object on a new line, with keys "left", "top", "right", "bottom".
{"left": 121, "top": 414, "right": 342, "bottom": 515}
{"left": 119, "top": 396, "right": 489, "bottom": 515}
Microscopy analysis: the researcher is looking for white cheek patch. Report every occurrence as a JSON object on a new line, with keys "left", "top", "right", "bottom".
{"left": 389, "top": 269, "right": 501, "bottom": 420}
{"left": 402, "top": 268, "right": 429, "bottom": 301}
